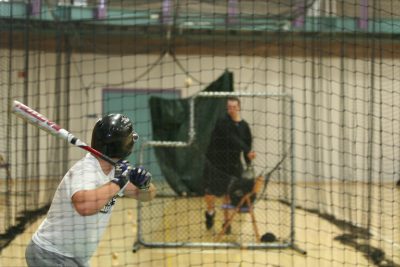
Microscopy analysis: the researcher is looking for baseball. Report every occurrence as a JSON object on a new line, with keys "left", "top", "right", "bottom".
{"left": 184, "top": 77, "right": 192, "bottom": 87}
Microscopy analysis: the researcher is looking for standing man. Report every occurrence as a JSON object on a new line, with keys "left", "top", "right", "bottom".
{"left": 203, "top": 97, "right": 256, "bottom": 232}
{"left": 25, "top": 114, "right": 156, "bottom": 267}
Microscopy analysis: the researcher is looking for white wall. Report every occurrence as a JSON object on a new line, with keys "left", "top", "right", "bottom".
{"left": 2, "top": 50, "right": 400, "bottom": 184}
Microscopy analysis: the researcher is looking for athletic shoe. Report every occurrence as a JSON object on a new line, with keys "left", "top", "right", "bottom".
{"left": 205, "top": 211, "right": 215, "bottom": 230}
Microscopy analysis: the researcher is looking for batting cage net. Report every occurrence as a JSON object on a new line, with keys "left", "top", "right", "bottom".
{"left": 135, "top": 92, "right": 294, "bottom": 250}
{"left": 1, "top": 0, "right": 400, "bottom": 267}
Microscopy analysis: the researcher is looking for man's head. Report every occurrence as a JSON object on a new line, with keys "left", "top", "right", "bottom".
{"left": 91, "top": 114, "right": 138, "bottom": 159}
{"left": 226, "top": 97, "right": 241, "bottom": 122}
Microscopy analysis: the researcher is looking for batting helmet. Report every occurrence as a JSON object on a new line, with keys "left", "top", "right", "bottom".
{"left": 91, "top": 114, "right": 138, "bottom": 159}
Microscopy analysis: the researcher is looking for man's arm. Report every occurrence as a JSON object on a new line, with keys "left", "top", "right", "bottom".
{"left": 229, "top": 122, "right": 252, "bottom": 154}
{"left": 229, "top": 121, "right": 255, "bottom": 164}
{"left": 71, "top": 182, "right": 120, "bottom": 216}
{"left": 243, "top": 122, "right": 255, "bottom": 163}
{"left": 122, "top": 183, "right": 157, "bottom": 201}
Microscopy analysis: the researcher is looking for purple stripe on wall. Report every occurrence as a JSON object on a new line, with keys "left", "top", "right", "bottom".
{"left": 95, "top": 0, "right": 107, "bottom": 19}
{"left": 30, "top": 0, "right": 41, "bottom": 16}
{"left": 292, "top": 0, "right": 305, "bottom": 28}
{"left": 162, "top": 0, "right": 173, "bottom": 25}
{"left": 358, "top": 0, "right": 368, "bottom": 30}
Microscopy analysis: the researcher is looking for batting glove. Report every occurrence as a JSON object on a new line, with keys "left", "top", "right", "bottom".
{"left": 129, "top": 166, "right": 152, "bottom": 191}
{"left": 111, "top": 160, "right": 131, "bottom": 190}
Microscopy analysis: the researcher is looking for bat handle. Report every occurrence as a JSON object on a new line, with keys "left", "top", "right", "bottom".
{"left": 87, "top": 147, "right": 116, "bottom": 166}
{"left": 60, "top": 129, "right": 117, "bottom": 166}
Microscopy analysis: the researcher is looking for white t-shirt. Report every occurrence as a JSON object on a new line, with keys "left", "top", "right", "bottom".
{"left": 33, "top": 153, "right": 117, "bottom": 261}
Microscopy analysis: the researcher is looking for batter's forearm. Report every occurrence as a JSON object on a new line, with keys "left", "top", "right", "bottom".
{"left": 72, "top": 183, "right": 120, "bottom": 216}
{"left": 123, "top": 183, "right": 157, "bottom": 201}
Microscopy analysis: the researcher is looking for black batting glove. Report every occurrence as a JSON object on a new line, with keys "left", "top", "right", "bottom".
{"left": 129, "top": 166, "right": 152, "bottom": 190}
{"left": 111, "top": 160, "right": 130, "bottom": 189}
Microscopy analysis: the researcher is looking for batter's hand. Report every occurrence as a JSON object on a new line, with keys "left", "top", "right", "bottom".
{"left": 129, "top": 167, "right": 152, "bottom": 191}
{"left": 111, "top": 160, "right": 130, "bottom": 189}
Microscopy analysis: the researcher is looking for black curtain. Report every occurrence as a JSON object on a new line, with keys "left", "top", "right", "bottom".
{"left": 149, "top": 70, "right": 234, "bottom": 195}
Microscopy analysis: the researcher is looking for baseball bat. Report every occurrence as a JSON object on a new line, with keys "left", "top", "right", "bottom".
{"left": 12, "top": 100, "right": 116, "bottom": 166}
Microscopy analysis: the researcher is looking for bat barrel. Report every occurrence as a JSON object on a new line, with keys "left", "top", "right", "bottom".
{"left": 12, "top": 100, "right": 62, "bottom": 136}
{"left": 12, "top": 100, "right": 117, "bottom": 166}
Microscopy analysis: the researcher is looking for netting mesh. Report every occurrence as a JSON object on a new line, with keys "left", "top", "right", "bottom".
{"left": 1, "top": 0, "right": 400, "bottom": 266}
{"left": 137, "top": 93, "right": 293, "bottom": 248}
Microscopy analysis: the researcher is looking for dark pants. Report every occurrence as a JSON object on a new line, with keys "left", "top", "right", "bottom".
{"left": 203, "top": 161, "right": 238, "bottom": 196}
{"left": 25, "top": 240, "right": 89, "bottom": 267}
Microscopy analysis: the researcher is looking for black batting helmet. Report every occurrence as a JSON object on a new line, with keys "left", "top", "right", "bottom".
{"left": 91, "top": 114, "right": 138, "bottom": 159}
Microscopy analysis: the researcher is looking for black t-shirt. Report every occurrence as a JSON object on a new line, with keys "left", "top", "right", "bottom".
{"left": 205, "top": 114, "right": 252, "bottom": 179}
